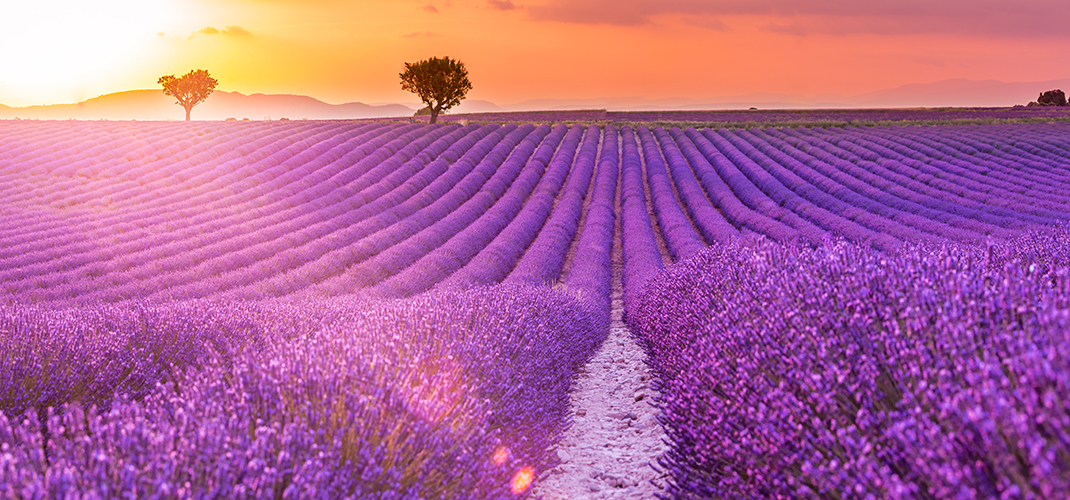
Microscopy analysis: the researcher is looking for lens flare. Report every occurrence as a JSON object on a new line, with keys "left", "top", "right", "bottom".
{"left": 492, "top": 446, "right": 509, "bottom": 466}
{"left": 511, "top": 466, "right": 535, "bottom": 494}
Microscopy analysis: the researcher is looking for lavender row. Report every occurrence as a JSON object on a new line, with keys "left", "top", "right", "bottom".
{"left": 563, "top": 124, "right": 622, "bottom": 328}
{"left": 0, "top": 301, "right": 267, "bottom": 420}
{"left": 144, "top": 123, "right": 480, "bottom": 301}
{"left": 247, "top": 124, "right": 510, "bottom": 298}
{"left": 670, "top": 128, "right": 800, "bottom": 241}
{"left": 96, "top": 124, "right": 456, "bottom": 301}
{"left": 755, "top": 127, "right": 990, "bottom": 243}
{"left": 318, "top": 124, "right": 543, "bottom": 293}
{"left": 651, "top": 127, "right": 738, "bottom": 245}
{"left": 700, "top": 128, "right": 866, "bottom": 246}
{"left": 504, "top": 125, "right": 601, "bottom": 287}
{"left": 209, "top": 124, "right": 485, "bottom": 299}
{"left": 916, "top": 126, "right": 1070, "bottom": 192}
{"left": 719, "top": 128, "right": 903, "bottom": 251}
{"left": 438, "top": 124, "right": 584, "bottom": 290}
{"left": 776, "top": 127, "right": 1022, "bottom": 237}
{"left": 373, "top": 124, "right": 565, "bottom": 297}
{"left": 0, "top": 124, "right": 460, "bottom": 305}
{"left": 4, "top": 122, "right": 1070, "bottom": 307}
{"left": 1, "top": 121, "right": 375, "bottom": 225}
{"left": 734, "top": 127, "right": 937, "bottom": 246}
{"left": 0, "top": 123, "right": 414, "bottom": 274}
{"left": 636, "top": 127, "right": 707, "bottom": 261}
{"left": 875, "top": 124, "right": 1070, "bottom": 197}
{"left": 809, "top": 126, "right": 1067, "bottom": 223}
{"left": 834, "top": 126, "right": 1070, "bottom": 218}
{"left": 618, "top": 126, "right": 665, "bottom": 320}
{"left": 632, "top": 231, "right": 1070, "bottom": 499}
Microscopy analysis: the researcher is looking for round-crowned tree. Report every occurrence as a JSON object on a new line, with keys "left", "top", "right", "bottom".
{"left": 158, "top": 69, "right": 219, "bottom": 121}
{"left": 399, "top": 56, "right": 472, "bottom": 124}
{"left": 1037, "top": 89, "right": 1068, "bottom": 107}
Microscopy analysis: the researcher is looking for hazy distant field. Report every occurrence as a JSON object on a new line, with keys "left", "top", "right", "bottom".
{"left": 373, "top": 106, "right": 1070, "bottom": 129}
{"left": 2, "top": 118, "right": 1069, "bottom": 497}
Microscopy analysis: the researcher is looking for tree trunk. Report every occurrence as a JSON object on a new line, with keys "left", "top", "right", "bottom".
{"left": 429, "top": 108, "right": 439, "bottom": 124}
{"left": 185, "top": 106, "right": 192, "bottom": 121}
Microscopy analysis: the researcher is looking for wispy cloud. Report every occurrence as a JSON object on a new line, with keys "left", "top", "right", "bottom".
{"left": 526, "top": 0, "right": 718, "bottom": 26}
{"left": 524, "top": 0, "right": 1070, "bottom": 36}
{"left": 488, "top": 0, "right": 517, "bottom": 10}
{"left": 420, "top": 4, "right": 439, "bottom": 13}
{"left": 188, "top": 25, "right": 253, "bottom": 39}
{"left": 402, "top": 31, "right": 442, "bottom": 38}
{"left": 222, "top": 26, "right": 253, "bottom": 36}
{"left": 682, "top": 16, "right": 727, "bottom": 31}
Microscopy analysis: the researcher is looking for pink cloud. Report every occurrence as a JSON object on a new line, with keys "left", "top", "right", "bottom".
{"left": 420, "top": 4, "right": 439, "bottom": 13}
{"left": 525, "top": 0, "right": 1070, "bottom": 36}
{"left": 489, "top": 0, "right": 517, "bottom": 10}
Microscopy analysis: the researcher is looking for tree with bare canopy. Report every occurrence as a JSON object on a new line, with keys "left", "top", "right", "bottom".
{"left": 158, "top": 69, "right": 219, "bottom": 121}
{"left": 399, "top": 56, "right": 472, "bottom": 124}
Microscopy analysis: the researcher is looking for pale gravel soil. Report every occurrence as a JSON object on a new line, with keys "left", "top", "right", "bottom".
{"left": 533, "top": 251, "right": 669, "bottom": 499}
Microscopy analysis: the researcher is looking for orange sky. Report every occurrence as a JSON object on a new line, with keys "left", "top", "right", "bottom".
{"left": 2, "top": 0, "right": 1069, "bottom": 107}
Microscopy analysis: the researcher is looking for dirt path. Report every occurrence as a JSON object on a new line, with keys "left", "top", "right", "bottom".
{"left": 533, "top": 226, "right": 668, "bottom": 499}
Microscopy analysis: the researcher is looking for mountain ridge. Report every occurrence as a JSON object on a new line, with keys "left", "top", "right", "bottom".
{"left": 2, "top": 78, "right": 1068, "bottom": 120}
{"left": 0, "top": 90, "right": 415, "bottom": 121}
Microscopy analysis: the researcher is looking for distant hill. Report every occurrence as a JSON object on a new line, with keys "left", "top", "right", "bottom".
{"left": 3, "top": 78, "right": 1069, "bottom": 121}
{"left": 497, "top": 79, "right": 1070, "bottom": 111}
{"left": 0, "top": 90, "right": 415, "bottom": 120}
{"left": 450, "top": 100, "right": 503, "bottom": 114}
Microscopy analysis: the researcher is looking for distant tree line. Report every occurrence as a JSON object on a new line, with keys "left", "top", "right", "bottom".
{"left": 1027, "top": 89, "right": 1068, "bottom": 107}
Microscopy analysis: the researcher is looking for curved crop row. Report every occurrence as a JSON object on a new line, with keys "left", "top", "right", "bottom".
{"left": 3, "top": 121, "right": 1068, "bottom": 308}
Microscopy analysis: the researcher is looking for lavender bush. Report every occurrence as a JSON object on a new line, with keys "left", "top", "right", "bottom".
{"left": 632, "top": 232, "right": 1070, "bottom": 499}
{"left": 0, "top": 285, "right": 604, "bottom": 498}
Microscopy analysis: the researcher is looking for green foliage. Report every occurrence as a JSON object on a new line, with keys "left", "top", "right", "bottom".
{"left": 158, "top": 69, "right": 219, "bottom": 121}
{"left": 399, "top": 56, "right": 472, "bottom": 124}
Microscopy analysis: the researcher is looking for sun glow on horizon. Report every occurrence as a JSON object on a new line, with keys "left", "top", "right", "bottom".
{"left": 0, "top": 0, "right": 199, "bottom": 104}
{"left": 3, "top": 0, "right": 1070, "bottom": 108}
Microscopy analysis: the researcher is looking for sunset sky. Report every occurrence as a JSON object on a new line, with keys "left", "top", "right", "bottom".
{"left": 2, "top": 0, "right": 1069, "bottom": 107}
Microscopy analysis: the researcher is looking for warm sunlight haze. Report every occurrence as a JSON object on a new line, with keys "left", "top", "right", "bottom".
{"left": 3, "top": 0, "right": 1070, "bottom": 108}
{"left": 5, "top": 2, "right": 1070, "bottom": 497}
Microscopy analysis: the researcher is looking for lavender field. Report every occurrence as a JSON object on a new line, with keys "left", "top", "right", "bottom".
{"left": 2, "top": 118, "right": 1070, "bottom": 498}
